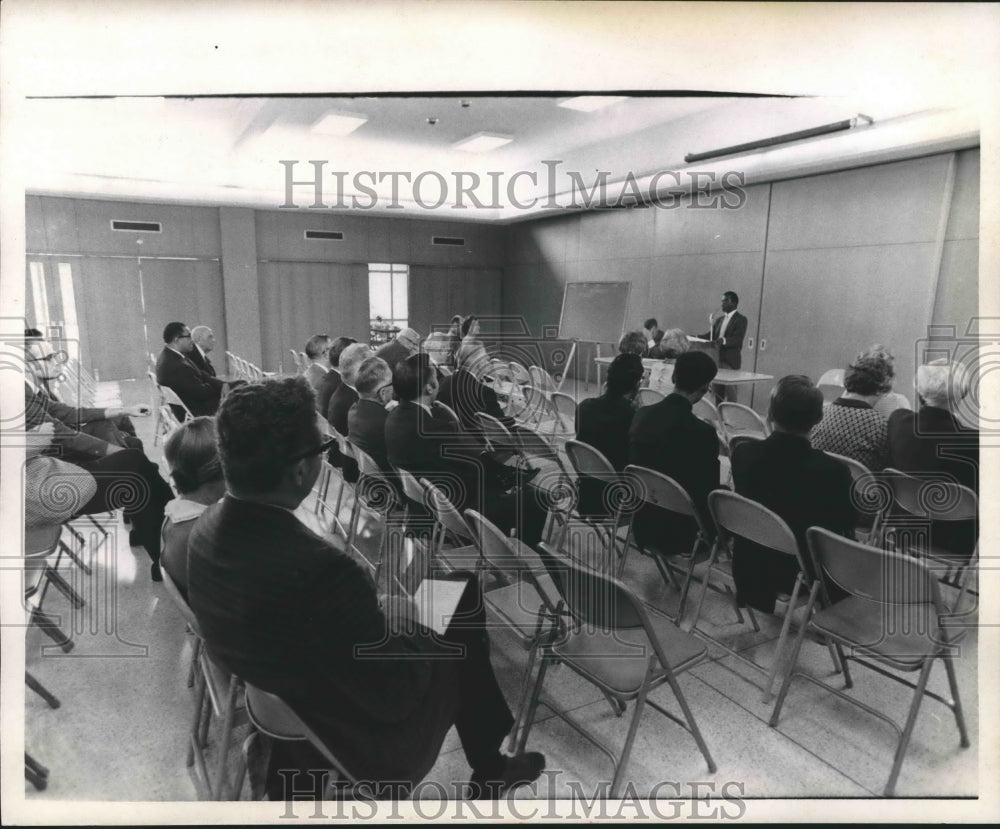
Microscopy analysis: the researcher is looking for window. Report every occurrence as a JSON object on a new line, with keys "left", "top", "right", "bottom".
{"left": 368, "top": 263, "right": 408, "bottom": 345}
{"left": 57, "top": 262, "right": 81, "bottom": 361}
{"left": 28, "top": 261, "right": 49, "bottom": 332}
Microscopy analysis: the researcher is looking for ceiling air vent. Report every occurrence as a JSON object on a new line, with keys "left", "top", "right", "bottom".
{"left": 304, "top": 230, "right": 344, "bottom": 241}
{"left": 111, "top": 220, "right": 162, "bottom": 232}
{"left": 431, "top": 235, "right": 465, "bottom": 247}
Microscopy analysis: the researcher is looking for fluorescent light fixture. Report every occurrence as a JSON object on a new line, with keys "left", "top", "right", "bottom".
{"left": 452, "top": 132, "right": 513, "bottom": 153}
{"left": 312, "top": 112, "right": 368, "bottom": 136}
{"left": 558, "top": 96, "right": 629, "bottom": 113}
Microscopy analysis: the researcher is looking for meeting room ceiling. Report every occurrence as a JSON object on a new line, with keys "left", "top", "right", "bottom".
{"left": 11, "top": 4, "right": 994, "bottom": 223}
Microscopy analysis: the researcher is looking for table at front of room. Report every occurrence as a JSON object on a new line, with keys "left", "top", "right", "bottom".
{"left": 593, "top": 356, "right": 774, "bottom": 391}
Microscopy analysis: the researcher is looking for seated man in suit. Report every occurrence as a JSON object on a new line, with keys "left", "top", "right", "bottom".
{"left": 24, "top": 337, "right": 174, "bottom": 581}
{"left": 347, "top": 356, "right": 394, "bottom": 472}
{"left": 315, "top": 336, "right": 355, "bottom": 416}
{"left": 374, "top": 327, "right": 421, "bottom": 371}
{"left": 327, "top": 342, "right": 373, "bottom": 436}
{"left": 643, "top": 318, "right": 664, "bottom": 354}
{"left": 189, "top": 326, "right": 219, "bottom": 377}
{"left": 302, "top": 333, "right": 332, "bottom": 392}
{"left": 577, "top": 353, "right": 644, "bottom": 472}
{"left": 731, "top": 375, "right": 857, "bottom": 613}
{"left": 187, "top": 377, "right": 543, "bottom": 799}
{"left": 156, "top": 321, "right": 226, "bottom": 418}
{"left": 437, "top": 341, "right": 514, "bottom": 442}
{"left": 386, "top": 354, "right": 546, "bottom": 545}
{"left": 628, "top": 351, "right": 720, "bottom": 551}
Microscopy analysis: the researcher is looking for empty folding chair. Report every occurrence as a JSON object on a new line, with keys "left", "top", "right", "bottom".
{"left": 288, "top": 349, "right": 302, "bottom": 374}
{"left": 620, "top": 465, "right": 716, "bottom": 623}
{"left": 518, "top": 543, "right": 716, "bottom": 797}
{"left": 24, "top": 524, "right": 87, "bottom": 653}
{"left": 770, "top": 527, "right": 970, "bottom": 797}
{"left": 346, "top": 443, "right": 405, "bottom": 584}
{"left": 824, "top": 452, "right": 887, "bottom": 544}
{"left": 881, "top": 470, "right": 978, "bottom": 610}
{"left": 548, "top": 391, "right": 576, "bottom": 437}
{"left": 528, "top": 365, "right": 558, "bottom": 397}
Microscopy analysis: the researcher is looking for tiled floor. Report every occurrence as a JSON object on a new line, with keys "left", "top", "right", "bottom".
{"left": 20, "top": 377, "right": 981, "bottom": 813}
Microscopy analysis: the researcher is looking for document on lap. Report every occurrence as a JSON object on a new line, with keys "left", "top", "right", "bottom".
{"left": 412, "top": 578, "right": 468, "bottom": 635}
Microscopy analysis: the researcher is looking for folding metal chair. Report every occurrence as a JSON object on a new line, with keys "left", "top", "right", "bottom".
{"left": 548, "top": 391, "right": 577, "bottom": 437}
{"left": 881, "top": 470, "right": 978, "bottom": 611}
{"left": 24, "top": 524, "right": 87, "bottom": 653}
{"left": 620, "top": 465, "right": 715, "bottom": 623}
{"left": 464, "top": 509, "right": 564, "bottom": 751}
{"left": 421, "top": 478, "right": 479, "bottom": 574}
{"left": 519, "top": 543, "right": 717, "bottom": 797}
{"left": 718, "top": 402, "right": 769, "bottom": 445}
{"left": 431, "top": 400, "right": 462, "bottom": 430}
{"left": 824, "top": 452, "right": 888, "bottom": 544}
{"left": 817, "top": 369, "right": 846, "bottom": 406}
{"left": 529, "top": 365, "right": 558, "bottom": 397}
{"left": 770, "top": 526, "right": 970, "bottom": 797}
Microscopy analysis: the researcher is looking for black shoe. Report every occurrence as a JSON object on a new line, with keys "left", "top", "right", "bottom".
{"left": 468, "top": 751, "right": 545, "bottom": 799}
{"left": 150, "top": 562, "right": 163, "bottom": 582}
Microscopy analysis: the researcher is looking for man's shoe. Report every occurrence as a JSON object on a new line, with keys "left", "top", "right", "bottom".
{"left": 468, "top": 751, "right": 545, "bottom": 799}
{"left": 150, "top": 562, "right": 163, "bottom": 582}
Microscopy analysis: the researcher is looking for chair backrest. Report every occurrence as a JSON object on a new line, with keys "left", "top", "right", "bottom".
{"left": 817, "top": 368, "right": 845, "bottom": 387}
{"left": 718, "top": 402, "right": 769, "bottom": 439}
{"left": 510, "top": 423, "right": 559, "bottom": 464}
{"left": 529, "top": 365, "right": 557, "bottom": 394}
{"left": 158, "top": 383, "right": 194, "bottom": 418}
{"left": 884, "top": 470, "right": 978, "bottom": 522}
{"left": 727, "top": 433, "right": 763, "bottom": 456}
{"left": 708, "top": 489, "right": 800, "bottom": 561}
{"left": 549, "top": 391, "right": 577, "bottom": 424}
{"left": 636, "top": 387, "right": 665, "bottom": 407}
{"left": 508, "top": 361, "right": 531, "bottom": 385}
{"left": 565, "top": 439, "right": 617, "bottom": 480}
{"left": 521, "top": 385, "right": 552, "bottom": 422}
{"left": 160, "top": 565, "right": 203, "bottom": 636}
{"left": 475, "top": 412, "right": 514, "bottom": 452}
{"left": 393, "top": 465, "right": 428, "bottom": 508}
{"left": 692, "top": 396, "right": 720, "bottom": 426}
{"left": 432, "top": 400, "right": 462, "bottom": 430}
{"left": 289, "top": 349, "right": 302, "bottom": 373}
{"left": 806, "top": 526, "right": 945, "bottom": 611}
{"left": 464, "top": 508, "right": 519, "bottom": 572}
{"left": 423, "top": 479, "right": 475, "bottom": 543}
{"left": 624, "top": 464, "right": 707, "bottom": 534}
{"left": 535, "top": 542, "right": 647, "bottom": 632}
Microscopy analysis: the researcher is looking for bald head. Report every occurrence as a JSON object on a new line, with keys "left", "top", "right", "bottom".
{"left": 191, "top": 326, "right": 216, "bottom": 353}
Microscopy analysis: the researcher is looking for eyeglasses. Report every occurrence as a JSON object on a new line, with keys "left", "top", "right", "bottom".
{"left": 288, "top": 435, "right": 338, "bottom": 463}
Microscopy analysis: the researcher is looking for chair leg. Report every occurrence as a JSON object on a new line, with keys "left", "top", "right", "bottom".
{"left": 941, "top": 654, "right": 970, "bottom": 748}
{"left": 884, "top": 658, "right": 934, "bottom": 797}
{"left": 690, "top": 547, "right": 719, "bottom": 631}
{"left": 25, "top": 672, "right": 60, "bottom": 709}
{"left": 516, "top": 650, "right": 552, "bottom": 754}
{"left": 29, "top": 608, "right": 74, "bottom": 653}
{"left": 763, "top": 576, "right": 804, "bottom": 704}
{"left": 610, "top": 684, "right": 647, "bottom": 799}
{"left": 211, "top": 676, "right": 241, "bottom": 799}
{"left": 768, "top": 601, "right": 816, "bottom": 727}
{"left": 663, "top": 668, "right": 717, "bottom": 774}
{"left": 25, "top": 753, "right": 49, "bottom": 791}
{"left": 45, "top": 568, "right": 85, "bottom": 609}
{"left": 60, "top": 537, "right": 92, "bottom": 576}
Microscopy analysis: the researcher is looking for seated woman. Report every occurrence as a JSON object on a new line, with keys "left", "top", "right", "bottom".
{"left": 649, "top": 327, "right": 690, "bottom": 360}
{"left": 575, "top": 353, "right": 644, "bottom": 516}
{"left": 161, "top": 417, "right": 226, "bottom": 600}
{"left": 810, "top": 352, "right": 892, "bottom": 470}
{"left": 617, "top": 330, "right": 648, "bottom": 357}
{"left": 861, "top": 343, "right": 912, "bottom": 418}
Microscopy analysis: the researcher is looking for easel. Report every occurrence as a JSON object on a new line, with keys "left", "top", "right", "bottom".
{"left": 556, "top": 340, "right": 602, "bottom": 395}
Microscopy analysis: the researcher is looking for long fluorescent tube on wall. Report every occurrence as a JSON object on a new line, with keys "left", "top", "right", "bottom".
{"left": 311, "top": 112, "right": 368, "bottom": 136}
{"left": 557, "top": 96, "right": 628, "bottom": 113}
{"left": 453, "top": 133, "right": 513, "bottom": 152}
{"left": 684, "top": 115, "right": 874, "bottom": 162}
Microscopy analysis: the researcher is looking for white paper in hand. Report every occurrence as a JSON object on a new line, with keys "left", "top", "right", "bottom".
{"left": 412, "top": 578, "right": 467, "bottom": 635}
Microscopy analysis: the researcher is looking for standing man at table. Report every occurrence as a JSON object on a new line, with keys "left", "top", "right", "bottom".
{"left": 700, "top": 290, "right": 748, "bottom": 404}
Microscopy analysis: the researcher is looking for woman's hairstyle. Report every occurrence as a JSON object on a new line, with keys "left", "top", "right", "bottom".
{"left": 844, "top": 353, "right": 894, "bottom": 396}
{"left": 606, "top": 353, "right": 645, "bottom": 396}
{"left": 164, "top": 416, "right": 223, "bottom": 494}
{"left": 659, "top": 328, "right": 690, "bottom": 359}
{"left": 617, "top": 331, "right": 647, "bottom": 356}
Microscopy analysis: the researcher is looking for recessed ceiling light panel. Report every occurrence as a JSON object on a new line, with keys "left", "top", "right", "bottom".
{"left": 452, "top": 132, "right": 514, "bottom": 152}
{"left": 311, "top": 112, "right": 368, "bottom": 136}
{"left": 557, "top": 96, "right": 629, "bottom": 113}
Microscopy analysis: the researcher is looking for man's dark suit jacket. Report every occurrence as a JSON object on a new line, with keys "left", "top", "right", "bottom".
{"left": 700, "top": 311, "right": 748, "bottom": 370}
{"left": 374, "top": 339, "right": 412, "bottom": 370}
{"left": 328, "top": 383, "right": 360, "bottom": 437}
{"left": 24, "top": 382, "right": 115, "bottom": 462}
{"left": 731, "top": 432, "right": 856, "bottom": 613}
{"left": 628, "top": 393, "right": 720, "bottom": 553}
{"left": 436, "top": 368, "right": 512, "bottom": 439}
{"left": 315, "top": 368, "right": 342, "bottom": 417}
{"left": 576, "top": 393, "right": 637, "bottom": 472}
{"left": 187, "top": 346, "right": 217, "bottom": 377}
{"left": 887, "top": 406, "right": 979, "bottom": 492}
{"left": 155, "top": 347, "right": 224, "bottom": 418}
{"left": 348, "top": 398, "right": 391, "bottom": 472}
{"left": 187, "top": 495, "right": 467, "bottom": 785}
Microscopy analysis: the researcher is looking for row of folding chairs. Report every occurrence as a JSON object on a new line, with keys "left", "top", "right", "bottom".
{"left": 550, "top": 438, "right": 976, "bottom": 796}
{"left": 46, "top": 354, "right": 121, "bottom": 409}
{"left": 225, "top": 352, "right": 266, "bottom": 383}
